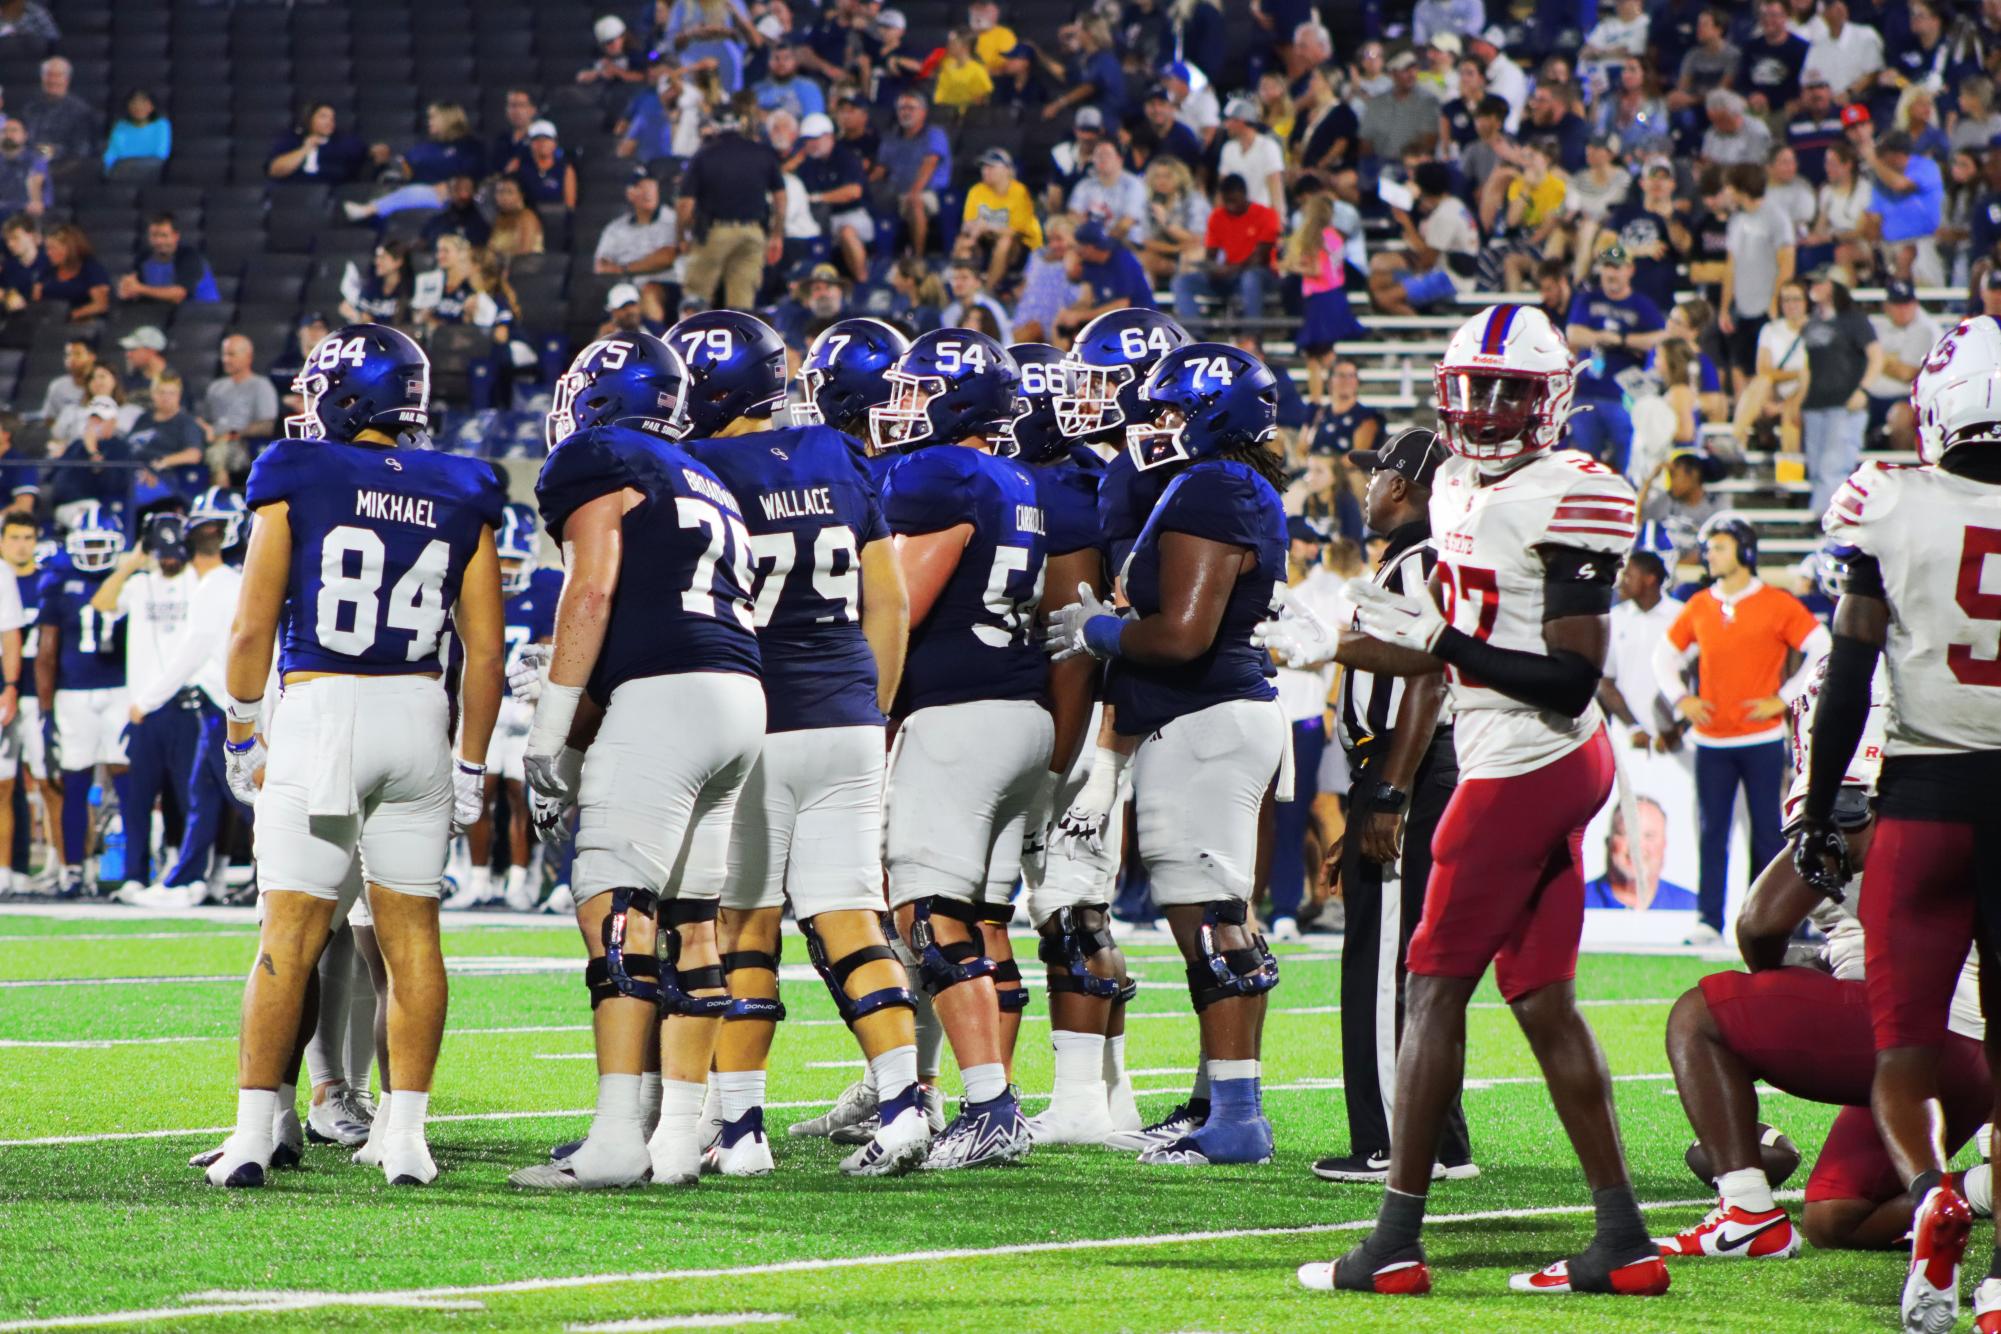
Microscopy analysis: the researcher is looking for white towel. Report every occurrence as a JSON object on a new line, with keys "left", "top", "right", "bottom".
{"left": 306, "top": 677, "right": 360, "bottom": 818}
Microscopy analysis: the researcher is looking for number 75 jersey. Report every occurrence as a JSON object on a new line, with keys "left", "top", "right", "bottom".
{"left": 1427, "top": 450, "right": 1637, "bottom": 779}
{"left": 1825, "top": 459, "right": 2001, "bottom": 757}
{"left": 247, "top": 439, "right": 507, "bottom": 677}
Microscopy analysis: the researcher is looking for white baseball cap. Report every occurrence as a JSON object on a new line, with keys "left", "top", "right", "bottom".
{"left": 528, "top": 119, "right": 558, "bottom": 140}
{"left": 605, "top": 282, "right": 641, "bottom": 311}
{"left": 799, "top": 112, "right": 835, "bottom": 138}
{"left": 594, "top": 15, "right": 627, "bottom": 44}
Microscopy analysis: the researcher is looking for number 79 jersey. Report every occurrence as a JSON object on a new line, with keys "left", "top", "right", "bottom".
{"left": 1825, "top": 459, "right": 2001, "bottom": 756}
{"left": 246, "top": 439, "right": 507, "bottom": 678}
{"left": 881, "top": 443, "right": 1045, "bottom": 715}
{"left": 1427, "top": 450, "right": 1637, "bottom": 779}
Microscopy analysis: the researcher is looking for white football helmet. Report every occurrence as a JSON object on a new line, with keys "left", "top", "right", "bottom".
{"left": 1434, "top": 304, "right": 1576, "bottom": 471}
{"left": 1911, "top": 315, "right": 2001, "bottom": 464}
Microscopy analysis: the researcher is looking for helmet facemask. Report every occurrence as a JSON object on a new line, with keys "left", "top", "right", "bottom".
{"left": 1435, "top": 365, "right": 1561, "bottom": 470}
{"left": 500, "top": 558, "right": 532, "bottom": 596}
{"left": 1056, "top": 360, "right": 1133, "bottom": 437}
{"left": 793, "top": 367, "right": 829, "bottom": 427}
{"left": 1126, "top": 405, "right": 1191, "bottom": 472}
{"left": 870, "top": 369, "right": 942, "bottom": 452}
{"left": 66, "top": 529, "right": 121, "bottom": 573}
{"left": 285, "top": 370, "right": 328, "bottom": 440}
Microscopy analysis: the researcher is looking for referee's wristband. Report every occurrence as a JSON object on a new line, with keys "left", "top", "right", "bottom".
{"left": 1082, "top": 614, "right": 1125, "bottom": 660}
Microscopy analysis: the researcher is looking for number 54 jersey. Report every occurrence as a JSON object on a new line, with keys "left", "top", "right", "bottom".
{"left": 246, "top": 439, "right": 507, "bottom": 676}
{"left": 1427, "top": 449, "right": 1637, "bottom": 780}
{"left": 1825, "top": 460, "right": 2001, "bottom": 757}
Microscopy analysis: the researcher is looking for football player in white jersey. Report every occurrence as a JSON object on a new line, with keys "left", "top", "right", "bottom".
{"left": 1265, "top": 306, "right": 1667, "bottom": 1298}
{"left": 1799, "top": 313, "right": 2001, "bottom": 1333}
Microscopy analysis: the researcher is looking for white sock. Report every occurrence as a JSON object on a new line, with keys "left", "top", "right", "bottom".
{"left": 1965, "top": 1163, "right": 1993, "bottom": 1217}
{"left": 233, "top": 1088, "right": 276, "bottom": 1157}
{"left": 654, "top": 1078, "right": 706, "bottom": 1149}
{"left": 639, "top": 1071, "right": 662, "bottom": 1136}
{"left": 962, "top": 1062, "right": 1006, "bottom": 1104}
{"left": 274, "top": 1081, "right": 297, "bottom": 1118}
{"left": 1103, "top": 1033, "right": 1129, "bottom": 1085}
{"left": 385, "top": 1089, "right": 430, "bottom": 1138}
{"left": 503, "top": 864, "right": 527, "bottom": 895}
{"left": 869, "top": 1044, "right": 918, "bottom": 1102}
{"left": 1717, "top": 1166, "right": 1775, "bottom": 1214}
{"left": 593, "top": 1074, "right": 643, "bottom": 1139}
{"left": 714, "top": 1069, "right": 765, "bottom": 1121}
{"left": 467, "top": 866, "right": 491, "bottom": 900}
{"left": 1051, "top": 1030, "right": 1107, "bottom": 1103}
{"left": 1209, "top": 1058, "right": 1259, "bottom": 1084}
{"left": 913, "top": 989, "right": 945, "bottom": 1080}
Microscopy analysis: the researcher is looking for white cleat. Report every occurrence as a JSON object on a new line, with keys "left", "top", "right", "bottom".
{"left": 353, "top": 1115, "right": 387, "bottom": 1167}
{"left": 501, "top": 866, "right": 536, "bottom": 912}
{"left": 702, "top": 1110, "right": 774, "bottom": 1177}
{"left": 841, "top": 1101, "right": 932, "bottom": 1177}
{"left": 1028, "top": 1098, "right": 1118, "bottom": 1146}
{"left": 788, "top": 1078, "right": 877, "bottom": 1139}
{"left": 511, "top": 1131, "right": 649, "bottom": 1188}
{"left": 380, "top": 1134, "right": 438, "bottom": 1186}
{"left": 272, "top": 1103, "right": 305, "bottom": 1168}
{"left": 201, "top": 1136, "right": 269, "bottom": 1188}
{"left": 111, "top": 879, "right": 147, "bottom": 904}
{"left": 306, "top": 1088, "right": 372, "bottom": 1148}
{"left": 542, "top": 884, "right": 575, "bottom": 916}
{"left": 647, "top": 1122, "right": 702, "bottom": 1186}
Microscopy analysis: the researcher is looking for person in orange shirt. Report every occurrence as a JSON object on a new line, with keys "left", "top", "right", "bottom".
{"left": 1652, "top": 514, "right": 1830, "bottom": 943}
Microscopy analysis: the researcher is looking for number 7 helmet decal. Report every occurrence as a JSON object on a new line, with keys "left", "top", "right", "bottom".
{"left": 870, "top": 328, "right": 1023, "bottom": 453}
{"left": 1912, "top": 315, "right": 2001, "bottom": 464}
{"left": 1126, "top": 343, "right": 1278, "bottom": 472}
{"left": 285, "top": 323, "right": 432, "bottom": 444}
{"left": 546, "top": 332, "right": 691, "bottom": 448}
{"left": 1002, "top": 341, "right": 1067, "bottom": 463}
{"left": 666, "top": 310, "right": 790, "bottom": 439}
{"left": 1056, "top": 308, "right": 1190, "bottom": 438}
{"left": 798, "top": 317, "right": 911, "bottom": 438}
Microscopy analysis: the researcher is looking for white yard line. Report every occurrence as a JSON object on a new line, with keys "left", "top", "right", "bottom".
{"left": 568, "top": 1317, "right": 793, "bottom": 1333}
{"left": 0, "top": 1193, "right": 1783, "bottom": 1332}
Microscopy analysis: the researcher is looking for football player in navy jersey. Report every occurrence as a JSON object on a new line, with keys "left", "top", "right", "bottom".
{"left": 1047, "top": 342, "right": 1290, "bottom": 1167}
{"left": 871, "top": 327, "right": 1050, "bottom": 1170}
{"left": 35, "top": 503, "right": 129, "bottom": 899}
{"left": 665, "top": 311, "right": 930, "bottom": 1178}
{"left": 447, "top": 502, "right": 556, "bottom": 912}
{"left": 511, "top": 331, "right": 766, "bottom": 1191}
{"left": 204, "top": 324, "right": 507, "bottom": 1189}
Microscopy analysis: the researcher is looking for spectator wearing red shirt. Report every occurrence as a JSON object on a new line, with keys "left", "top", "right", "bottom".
{"left": 1171, "top": 173, "right": 1277, "bottom": 322}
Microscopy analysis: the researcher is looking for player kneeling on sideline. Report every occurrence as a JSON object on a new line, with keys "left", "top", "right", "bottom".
{"left": 665, "top": 311, "right": 926, "bottom": 1177}
{"left": 1045, "top": 342, "right": 1289, "bottom": 1167}
{"left": 510, "top": 332, "right": 765, "bottom": 1190}
{"left": 1263, "top": 305, "right": 1666, "bottom": 1296}
{"left": 873, "top": 328, "right": 1050, "bottom": 1169}
{"left": 203, "top": 323, "right": 505, "bottom": 1188}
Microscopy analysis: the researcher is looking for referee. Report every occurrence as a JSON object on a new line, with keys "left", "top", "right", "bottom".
{"left": 1312, "top": 429, "right": 1475, "bottom": 1183}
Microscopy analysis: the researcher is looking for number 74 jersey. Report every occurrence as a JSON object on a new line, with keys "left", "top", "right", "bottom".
{"left": 1427, "top": 449, "right": 1637, "bottom": 780}
{"left": 247, "top": 438, "right": 507, "bottom": 677}
{"left": 1825, "top": 459, "right": 2001, "bottom": 757}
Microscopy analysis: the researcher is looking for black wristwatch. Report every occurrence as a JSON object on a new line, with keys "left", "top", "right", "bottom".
{"left": 1368, "top": 782, "right": 1408, "bottom": 814}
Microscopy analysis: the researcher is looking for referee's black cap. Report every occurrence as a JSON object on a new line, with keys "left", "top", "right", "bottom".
{"left": 1350, "top": 427, "right": 1445, "bottom": 490}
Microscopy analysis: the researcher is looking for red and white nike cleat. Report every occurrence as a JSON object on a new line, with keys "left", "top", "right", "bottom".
{"left": 1974, "top": 1276, "right": 2001, "bottom": 1333}
{"left": 1904, "top": 1185, "right": 1973, "bottom": 1334}
{"left": 1509, "top": 1254, "right": 1670, "bottom": 1295}
{"left": 1655, "top": 1201, "right": 1801, "bottom": 1259}
{"left": 1296, "top": 1256, "right": 1431, "bottom": 1295}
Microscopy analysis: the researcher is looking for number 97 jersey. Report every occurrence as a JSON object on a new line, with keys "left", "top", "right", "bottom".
{"left": 247, "top": 439, "right": 507, "bottom": 676}
{"left": 1825, "top": 459, "right": 2001, "bottom": 756}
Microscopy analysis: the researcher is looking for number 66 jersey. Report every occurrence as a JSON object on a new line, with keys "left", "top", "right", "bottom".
{"left": 246, "top": 438, "right": 506, "bottom": 674}
{"left": 1825, "top": 459, "right": 2001, "bottom": 756}
{"left": 1427, "top": 449, "right": 1637, "bottom": 779}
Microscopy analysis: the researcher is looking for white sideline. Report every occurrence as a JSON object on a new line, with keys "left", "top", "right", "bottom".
{"left": 0, "top": 1193, "right": 1784, "bottom": 1332}
{"left": 568, "top": 1317, "right": 793, "bottom": 1333}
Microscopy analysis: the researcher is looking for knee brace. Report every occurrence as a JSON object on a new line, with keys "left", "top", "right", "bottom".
{"left": 993, "top": 957, "right": 1030, "bottom": 1012}
{"left": 722, "top": 943, "right": 785, "bottom": 1023}
{"left": 658, "top": 898, "right": 731, "bottom": 1018}
{"left": 584, "top": 887, "right": 662, "bottom": 1009}
{"left": 1185, "top": 900, "right": 1279, "bottom": 1013}
{"left": 907, "top": 896, "right": 996, "bottom": 998}
{"left": 801, "top": 914, "right": 916, "bottom": 1026}
{"left": 1035, "top": 904, "right": 1124, "bottom": 1001}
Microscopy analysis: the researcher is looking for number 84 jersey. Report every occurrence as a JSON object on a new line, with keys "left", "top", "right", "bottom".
{"left": 247, "top": 438, "right": 507, "bottom": 677}
{"left": 1427, "top": 450, "right": 1637, "bottom": 779}
{"left": 1825, "top": 459, "right": 2001, "bottom": 757}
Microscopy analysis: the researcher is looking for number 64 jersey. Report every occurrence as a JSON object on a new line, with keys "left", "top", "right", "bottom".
{"left": 246, "top": 439, "right": 507, "bottom": 675}
{"left": 1825, "top": 459, "right": 2001, "bottom": 756}
{"left": 1427, "top": 450, "right": 1638, "bottom": 780}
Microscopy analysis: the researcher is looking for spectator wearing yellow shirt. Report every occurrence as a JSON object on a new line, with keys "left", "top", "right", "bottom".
{"left": 954, "top": 147, "right": 1044, "bottom": 288}
{"left": 933, "top": 29, "right": 995, "bottom": 110}
{"left": 969, "top": 0, "right": 1018, "bottom": 73}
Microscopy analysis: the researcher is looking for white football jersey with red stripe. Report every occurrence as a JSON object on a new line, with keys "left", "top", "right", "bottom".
{"left": 1428, "top": 449, "right": 1637, "bottom": 779}
{"left": 1824, "top": 460, "right": 2001, "bottom": 757}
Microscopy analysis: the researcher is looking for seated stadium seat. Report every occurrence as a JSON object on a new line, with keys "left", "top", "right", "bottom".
{"left": 240, "top": 254, "right": 312, "bottom": 306}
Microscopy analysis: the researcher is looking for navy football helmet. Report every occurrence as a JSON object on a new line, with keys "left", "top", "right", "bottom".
{"left": 1056, "top": 308, "right": 1190, "bottom": 439}
{"left": 667, "top": 310, "right": 789, "bottom": 438}
{"left": 797, "top": 318, "right": 911, "bottom": 440}
{"left": 64, "top": 502, "right": 124, "bottom": 573}
{"left": 872, "top": 330, "right": 1022, "bottom": 453}
{"left": 497, "top": 502, "right": 539, "bottom": 594}
{"left": 1127, "top": 344, "right": 1279, "bottom": 472}
{"left": 285, "top": 323, "right": 431, "bottom": 443}
{"left": 188, "top": 485, "right": 246, "bottom": 548}
{"left": 547, "top": 333, "right": 691, "bottom": 447}
{"left": 1003, "top": 342, "right": 1067, "bottom": 464}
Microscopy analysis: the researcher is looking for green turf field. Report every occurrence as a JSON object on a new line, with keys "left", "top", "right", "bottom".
{"left": 0, "top": 910, "right": 1962, "bottom": 1332}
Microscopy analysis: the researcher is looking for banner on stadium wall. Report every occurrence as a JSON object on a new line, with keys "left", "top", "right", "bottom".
{"left": 1578, "top": 746, "right": 1753, "bottom": 948}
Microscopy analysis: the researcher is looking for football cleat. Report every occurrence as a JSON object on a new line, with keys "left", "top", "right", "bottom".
{"left": 648, "top": 1119, "right": 703, "bottom": 1187}
{"left": 501, "top": 866, "right": 537, "bottom": 912}
{"left": 507, "top": 1161, "right": 648, "bottom": 1190}
{"left": 1138, "top": 1114, "right": 1273, "bottom": 1166}
{"left": 1297, "top": 1249, "right": 1432, "bottom": 1296}
{"left": 1103, "top": 1097, "right": 1207, "bottom": 1151}
{"left": 305, "top": 1088, "right": 372, "bottom": 1148}
{"left": 1903, "top": 1184, "right": 1973, "bottom": 1334}
{"left": 199, "top": 1137, "right": 269, "bottom": 1189}
{"left": 1973, "top": 1275, "right": 2001, "bottom": 1333}
{"left": 543, "top": 883, "right": 575, "bottom": 915}
{"left": 517, "top": 1132, "right": 649, "bottom": 1188}
{"left": 1027, "top": 1098, "right": 1117, "bottom": 1146}
{"left": 1508, "top": 1255, "right": 1670, "bottom": 1295}
{"left": 922, "top": 1083, "right": 946, "bottom": 1133}
{"left": 379, "top": 1134, "right": 437, "bottom": 1187}
{"left": 841, "top": 1093, "right": 933, "bottom": 1177}
{"left": 54, "top": 865, "right": 84, "bottom": 900}
{"left": 702, "top": 1109, "right": 774, "bottom": 1177}
{"left": 1655, "top": 1201, "right": 1800, "bottom": 1259}
{"left": 789, "top": 1078, "right": 878, "bottom": 1139}
{"left": 271, "top": 1105, "right": 304, "bottom": 1169}
{"left": 920, "top": 1090, "right": 1031, "bottom": 1170}
{"left": 1313, "top": 1149, "right": 1392, "bottom": 1183}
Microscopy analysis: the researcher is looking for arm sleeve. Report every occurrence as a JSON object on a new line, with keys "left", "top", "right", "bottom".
{"left": 1778, "top": 620, "right": 1833, "bottom": 704}
{"left": 1431, "top": 629, "right": 1604, "bottom": 718}
{"left": 1803, "top": 631, "right": 1882, "bottom": 825}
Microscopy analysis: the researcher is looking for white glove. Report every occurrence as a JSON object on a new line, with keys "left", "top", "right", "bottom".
{"left": 523, "top": 682, "right": 583, "bottom": 798}
{"left": 526, "top": 747, "right": 585, "bottom": 847}
{"left": 508, "top": 642, "right": 552, "bottom": 704}
{"left": 1251, "top": 584, "right": 1343, "bottom": 669}
{"left": 1052, "top": 745, "right": 1131, "bottom": 857}
{"left": 525, "top": 743, "right": 585, "bottom": 807}
{"left": 223, "top": 734, "right": 267, "bottom": 808}
{"left": 1346, "top": 576, "right": 1448, "bottom": 653}
{"left": 1043, "top": 582, "right": 1119, "bottom": 662}
{"left": 451, "top": 760, "right": 486, "bottom": 835}
{"left": 530, "top": 787, "right": 575, "bottom": 848}
{"left": 1020, "top": 767, "right": 1061, "bottom": 889}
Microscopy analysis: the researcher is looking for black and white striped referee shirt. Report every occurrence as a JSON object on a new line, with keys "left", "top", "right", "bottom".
{"left": 1338, "top": 520, "right": 1439, "bottom": 756}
